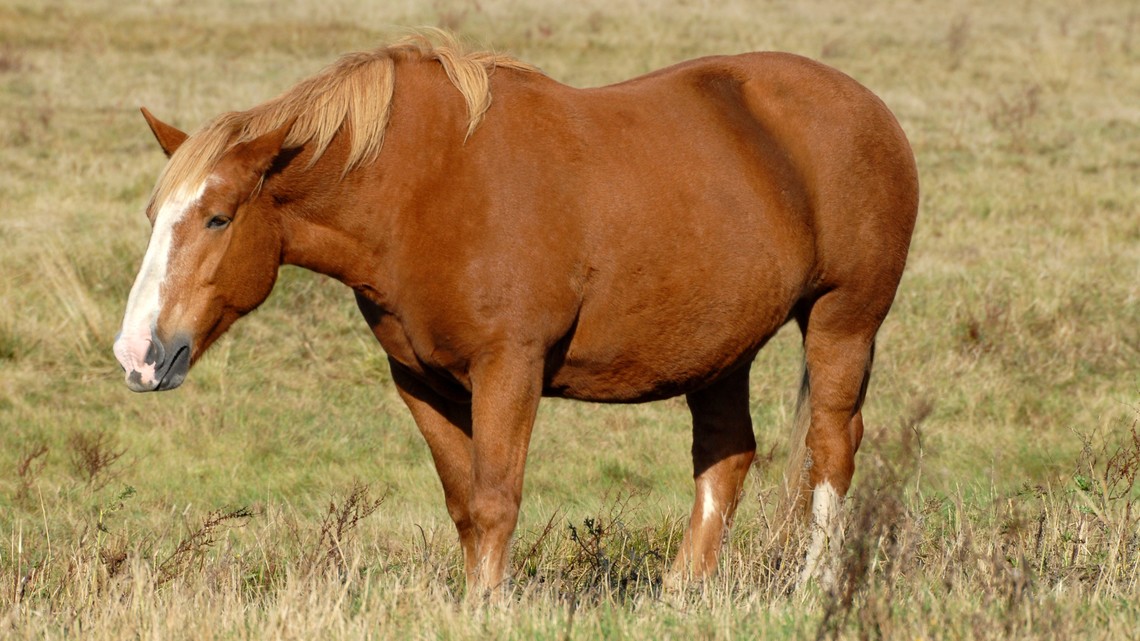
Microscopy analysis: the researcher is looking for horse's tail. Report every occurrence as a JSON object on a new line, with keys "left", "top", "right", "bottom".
{"left": 777, "top": 359, "right": 813, "bottom": 532}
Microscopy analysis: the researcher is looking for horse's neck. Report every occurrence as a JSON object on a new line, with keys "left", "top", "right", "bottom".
{"left": 276, "top": 60, "right": 473, "bottom": 301}
{"left": 276, "top": 141, "right": 393, "bottom": 295}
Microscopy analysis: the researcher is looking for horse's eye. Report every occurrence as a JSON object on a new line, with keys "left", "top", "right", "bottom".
{"left": 206, "top": 215, "right": 231, "bottom": 230}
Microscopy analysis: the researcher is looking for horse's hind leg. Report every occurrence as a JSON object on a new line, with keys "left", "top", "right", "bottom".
{"left": 796, "top": 290, "right": 880, "bottom": 587}
{"left": 667, "top": 365, "right": 756, "bottom": 586}
{"left": 388, "top": 359, "right": 479, "bottom": 586}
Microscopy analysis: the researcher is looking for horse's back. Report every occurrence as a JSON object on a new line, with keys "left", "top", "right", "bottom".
{"left": 609, "top": 51, "right": 920, "bottom": 252}
{"left": 492, "top": 51, "right": 918, "bottom": 285}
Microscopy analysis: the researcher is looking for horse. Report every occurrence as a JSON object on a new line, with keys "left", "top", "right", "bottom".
{"left": 113, "top": 32, "right": 918, "bottom": 594}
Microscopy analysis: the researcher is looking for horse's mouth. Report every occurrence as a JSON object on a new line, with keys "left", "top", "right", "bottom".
{"left": 156, "top": 344, "right": 191, "bottom": 391}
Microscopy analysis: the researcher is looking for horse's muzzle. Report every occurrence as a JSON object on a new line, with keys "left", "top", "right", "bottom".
{"left": 113, "top": 330, "right": 192, "bottom": 392}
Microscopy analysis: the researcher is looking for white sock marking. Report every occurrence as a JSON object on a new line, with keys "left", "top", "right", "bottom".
{"left": 700, "top": 479, "right": 720, "bottom": 524}
{"left": 801, "top": 480, "right": 842, "bottom": 587}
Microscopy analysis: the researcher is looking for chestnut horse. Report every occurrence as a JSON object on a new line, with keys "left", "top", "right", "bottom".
{"left": 113, "top": 33, "right": 918, "bottom": 593}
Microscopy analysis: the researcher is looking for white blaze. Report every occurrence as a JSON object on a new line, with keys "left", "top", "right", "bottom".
{"left": 113, "top": 180, "right": 208, "bottom": 387}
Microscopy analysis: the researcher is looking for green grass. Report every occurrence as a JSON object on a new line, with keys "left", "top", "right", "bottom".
{"left": 1, "top": 0, "right": 1138, "bottom": 637}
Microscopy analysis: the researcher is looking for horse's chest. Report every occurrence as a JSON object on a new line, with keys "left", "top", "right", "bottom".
{"left": 353, "top": 291, "right": 474, "bottom": 396}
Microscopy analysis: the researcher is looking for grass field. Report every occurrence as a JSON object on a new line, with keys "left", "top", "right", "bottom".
{"left": 1, "top": 0, "right": 1138, "bottom": 638}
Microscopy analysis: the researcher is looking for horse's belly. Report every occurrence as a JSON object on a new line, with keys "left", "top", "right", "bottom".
{"left": 542, "top": 205, "right": 811, "bottom": 402}
{"left": 544, "top": 285, "right": 796, "bottom": 403}
{"left": 546, "top": 319, "right": 786, "bottom": 402}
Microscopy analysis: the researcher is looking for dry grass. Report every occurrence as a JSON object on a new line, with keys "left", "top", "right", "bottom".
{"left": 2, "top": 421, "right": 1138, "bottom": 639}
{"left": 0, "top": 0, "right": 1137, "bottom": 637}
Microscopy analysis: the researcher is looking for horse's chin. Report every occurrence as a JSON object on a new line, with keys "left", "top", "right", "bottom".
{"left": 125, "top": 369, "right": 159, "bottom": 392}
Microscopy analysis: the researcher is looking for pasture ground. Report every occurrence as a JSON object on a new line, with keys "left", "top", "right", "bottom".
{"left": 0, "top": 0, "right": 1137, "bottom": 638}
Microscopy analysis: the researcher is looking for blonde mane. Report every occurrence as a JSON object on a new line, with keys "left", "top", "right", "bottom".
{"left": 150, "top": 31, "right": 539, "bottom": 211}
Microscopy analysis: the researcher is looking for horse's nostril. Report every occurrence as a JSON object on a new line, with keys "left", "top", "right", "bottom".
{"left": 145, "top": 330, "right": 166, "bottom": 367}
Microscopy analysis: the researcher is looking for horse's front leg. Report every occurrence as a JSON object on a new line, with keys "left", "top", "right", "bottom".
{"left": 388, "top": 360, "right": 479, "bottom": 584}
{"left": 466, "top": 351, "right": 544, "bottom": 597}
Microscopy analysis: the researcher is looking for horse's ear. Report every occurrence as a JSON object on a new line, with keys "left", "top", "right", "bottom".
{"left": 227, "top": 119, "right": 297, "bottom": 179}
{"left": 140, "top": 107, "right": 188, "bottom": 158}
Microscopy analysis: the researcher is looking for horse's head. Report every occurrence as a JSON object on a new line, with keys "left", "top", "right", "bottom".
{"left": 113, "top": 109, "right": 293, "bottom": 392}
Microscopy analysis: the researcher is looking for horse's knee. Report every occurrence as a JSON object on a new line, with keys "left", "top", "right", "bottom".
{"left": 470, "top": 488, "right": 521, "bottom": 537}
